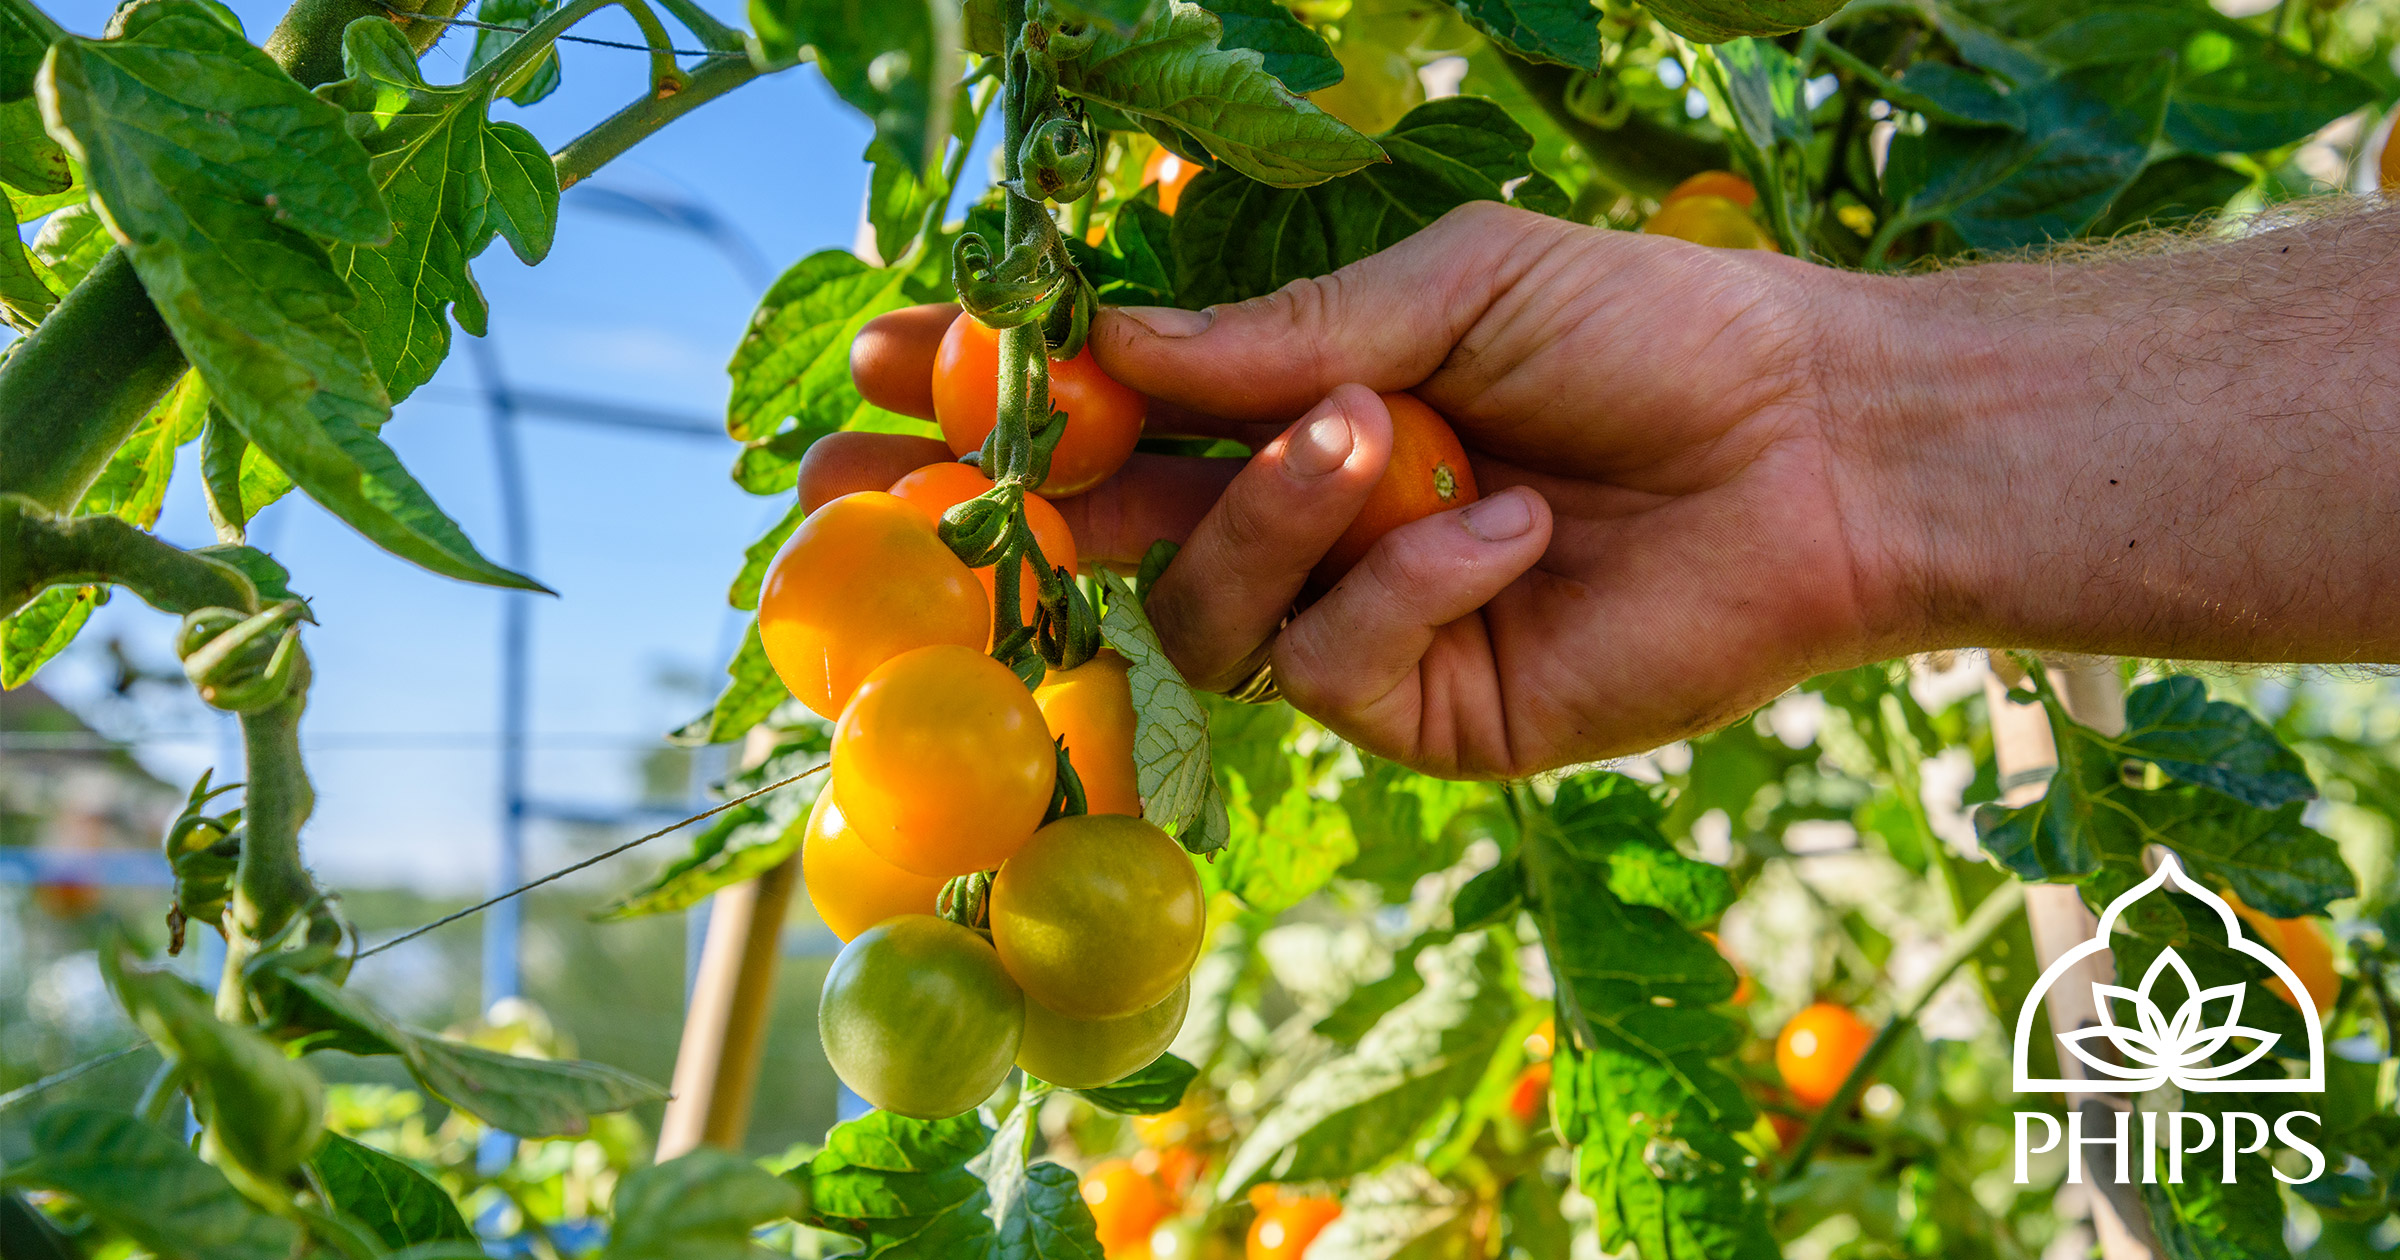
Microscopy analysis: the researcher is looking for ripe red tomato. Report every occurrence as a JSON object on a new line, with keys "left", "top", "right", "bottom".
{"left": 800, "top": 789, "right": 946, "bottom": 942}
{"left": 1505, "top": 1060, "right": 1551, "bottom": 1124}
{"left": 1035, "top": 651, "right": 1142, "bottom": 817}
{"left": 1082, "top": 1159, "right": 1170, "bottom": 1252}
{"left": 1776, "top": 1002, "right": 1875, "bottom": 1109}
{"left": 931, "top": 314, "right": 1146, "bottom": 497}
{"left": 757, "top": 491, "right": 990, "bottom": 720}
{"left": 832, "top": 644, "right": 1057, "bottom": 878}
{"left": 1247, "top": 1194, "right": 1340, "bottom": 1260}
{"left": 990, "top": 814, "right": 1203, "bottom": 1020}
{"left": 888, "top": 461, "right": 1079, "bottom": 627}
{"left": 1142, "top": 146, "right": 1200, "bottom": 214}
{"left": 1019, "top": 978, "right": 1188, "bottom": 1089}
{"left": 818, "top": 915, "right": 1024, "bottom": 1119}
{"left": 1312, "top": 393, "right": 1479, "bottom": 586}
{"left": 1662, "top": 169, "right": 1758, "bottom": 208}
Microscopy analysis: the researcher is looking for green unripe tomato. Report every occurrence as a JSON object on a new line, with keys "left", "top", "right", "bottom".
{"left": 991, "top": 814, "right": 1204, "bottom": 1021}
{"left": 819, "top": 915, "right": 1025, "bottom": 1119}
{"left": 1018, "top": 977, "right": 1188, "bottom": 1088}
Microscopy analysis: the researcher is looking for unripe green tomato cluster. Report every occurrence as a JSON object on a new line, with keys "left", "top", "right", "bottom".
{"left": 758, "top": 455, "right": 1203, "bottom": 1118}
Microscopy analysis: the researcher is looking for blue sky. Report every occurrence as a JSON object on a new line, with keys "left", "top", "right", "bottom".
{"left": 22, "top": 0, "right": 993, "bottom": 891}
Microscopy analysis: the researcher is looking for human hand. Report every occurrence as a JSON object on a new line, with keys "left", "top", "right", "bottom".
{"left": 820, "top": 202, "right": 1917, "bottom": 777}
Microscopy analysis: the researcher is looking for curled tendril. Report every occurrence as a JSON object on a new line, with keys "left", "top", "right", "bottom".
{"left": 1015, "top": 115, "right": 1099, "bottom": 204}
{"left": 939, "top": 871, "right": 994, "bottom": 929}
{"left": 937, "top": 493, "right": 1014, "bottom": 566}
{"left": 1044, "top": 274, "right": 1096, "bottom": 361}
{"left": 951, "top": 231, "right": 1069, "bottom": 329}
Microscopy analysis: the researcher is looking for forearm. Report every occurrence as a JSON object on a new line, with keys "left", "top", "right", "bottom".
{"left": 1843, "top": 206, "right": 2400, "bottom": 665}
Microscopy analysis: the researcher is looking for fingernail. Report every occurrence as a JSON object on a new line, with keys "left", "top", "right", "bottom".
{"left": 1284, "top": 408, "right": 1354, "bottom": 479}
{"left": 1463, "top": 490, "right": 1534, "bottom": 542}
{"left": 1118, "top": 306, "right": 1213, "bottom": 338}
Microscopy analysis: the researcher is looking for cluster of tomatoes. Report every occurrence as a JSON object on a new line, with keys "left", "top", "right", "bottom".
{"left": 760, "top": 311, "right": 1200, "bottom": 1118}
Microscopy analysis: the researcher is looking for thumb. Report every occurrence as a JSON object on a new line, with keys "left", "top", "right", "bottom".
{"left": 1089, "top": 202, "right": 1547, "bottom": 422}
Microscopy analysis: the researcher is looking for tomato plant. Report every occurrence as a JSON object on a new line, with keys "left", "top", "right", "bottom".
{"left": 6, "top": 0, "right": 2396, "bottom": 1248}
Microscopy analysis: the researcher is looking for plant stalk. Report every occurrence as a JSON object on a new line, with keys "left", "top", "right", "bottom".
{"left": 216, "top": 656, "right": 319, "bottom": 1022}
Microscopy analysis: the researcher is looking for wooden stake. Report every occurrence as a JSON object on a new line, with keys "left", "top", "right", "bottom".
{"left": 657, "top": 726, "right": 799, "bottom": 1158}
{"left": 1986, "top": 655, "right": 2154, "bottom": 1260}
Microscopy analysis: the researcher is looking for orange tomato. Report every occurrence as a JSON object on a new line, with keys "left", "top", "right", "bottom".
{"left": 1143, "top": 146, "right": 1200, "bottom": 214}
{"left": 1036, "top": 652, "right": 1142, "bottom": 817}
{"left": 1662, "top": 169, "right": 1757, "bottom": 208}
{"left": 832, "top": 644, "right": 1057, "bottom": 878}
{"left": 757, "top": 492, "right": 991, "bottom": 719}
{"left": 1083, "top": 1160, "right": 1170, "bottom": 1253}
{"left": 1312, "top": 393, "right": 1479, "bottom": 586}
{"left": 2226, "top": 892, "right": 2340, "bottom": 1017}
{"left": 889, "top": 461, "right": 1080, "bottom": 627}
{"left": 932, "top": 314, "right": 1147, "bottom": 497}
{"left": 1643, "top": 195, "right": 1779, "bottom": 251}
{"left": 1775, "top": 1002, "right": 1876, "bottom": 1109}
{"left": 34, "top": 880, "right": 99, "bottom": 919}
{"left": 1247, "top": 1194, "right": 1340, "bottom": 1260}
{"left": 800, "top": 790, "right": 946, "bottom": 941}
{"left": 2383, "top": 123, "right": 2400, "bottom": 190}
{"left": 1136, "top": 1143, "right": 1206, "bottom": 1202}
{"left": 1506, "top": 1060, "right": 1551, "bottom": 1124}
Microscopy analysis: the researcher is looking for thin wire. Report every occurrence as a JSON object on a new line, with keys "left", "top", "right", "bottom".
{"left": 0, "top": 1045, "right": 149, "bottom": 1116}
{"left": 353, "top": 762, "right": 824, "bottom": 961}
{"left": 367, "top": 0, "right": 746, "bottom": 59}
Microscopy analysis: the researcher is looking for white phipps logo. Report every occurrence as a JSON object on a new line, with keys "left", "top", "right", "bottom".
{"left": 2011, "top": 854, "right": 2325, "bottom": 1185}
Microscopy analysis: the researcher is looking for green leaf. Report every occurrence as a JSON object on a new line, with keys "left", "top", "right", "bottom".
{"left": 1551, "top": 776, "right": 1732, "bottom": 925}
{"left": 597, "top": 730, "right": 827, "bottom": 918}
{"left": 727, "top": 250, "right": 918, "bottom": 470}
{"left": 1974, "top": 687, "right": 2353, "bottom": 918}
{"left": 730, "top": 498, "right": 805, "bottom": 611}
{"left": 40, "top": 3, "right": 543, "bottom": 592}
{"left": 1058, "top": 0, "right": 1382, "bottom": 188}
{"left": 1640, "top": 0, "right": 1850, "bottom": 47}
{"left": 1521, "top": 777, "right": 1768, "bottom": 1260}
{"left": 0, "top": 584, "right": 99, "bottom": 689}
{"left": 672, "top": 619, "right": 792, "bottom": 745}
{"left": 1065, "top": 198, "right": 1176, "bottom": 308}
{"left": 0, "top": 177, "right": 58, "bottom": 333}
{"left": 1208, "top": 707, "right": 1355, "bottom": 912}
{"left": 1710, "top": 36, "right": 1809, "bottom": 153}
{"left": 272, "top": 971, "right": 667, "bottom": 1137}
{"left": 28, "top": 200, "right": 109, "bottom": 294}
{"left": 867, "top": 145, "right": 939, "bottom": 266}
{"left": 603, "top": 1148, "right": 803, "bottom": 1260}
{"left": 1171, "top": 97, "right": 1532, "bottom": 308}
{"left": 2089, "top": 153, "right": 2247, "bottom": 236}
{"left": 1218, "top": 934, "right": 1514, "bottom": 1192}
{"left": 0, "top": 1106, "right": 303, "bottom": 1260}
{"left": 1890, "top": 61, "right": 2171, "bottom": 251}
{"left": 1069, "top": 1052, "right": 1197, "bottom": 1114}
{"left": 1337, "top": 758, "right": 1488, "bottom": 895}
{"left": 80, "top": 371, "right": 208, "bottom": 530}
{"left": 0, "top": 97, "right": 66, "bottom": 194}
{"left": 751, "top": 0, "right": 959, "bottom": 175}
{"left": 2117, "top": 675, "right": 2314, "bottom": 809}
{"left": 103, "top": 941, "right": 326, "bottom": 1188}
{"left": 311, "top": 1134, "right": 476, "bottom": 1251}
{"left": 971, "top": 1105, "right": 1107, "bottom": 1260}
{"left": 2033, "top": 4, "right": 2376, "bottom": 153}
{"left": 1199, "top": 0, "right": 1341, "bottom": 91}
{"left": 0, "top": 0, "right": 51, "bottom": 103}
{"left": 465, "top": 0, "right": 564, "bottom": 106}
{"left": 1053, "top": 0, "right": 1150, "bottom": 29}
{"left": 791, "top": 1111, "right": 1000, "bottom": 1257}
{"left": 1447, "top": 0, "right": 1598, "bottom": 70}
{"left": 319, "top": 19, "right": 560, "bottom": 403}
{"left": 2142, "top": 1150, "right": 2287, "bottom": 1260}
{"left": 1095, "top": 567, "right": 1224, "bottom": 854}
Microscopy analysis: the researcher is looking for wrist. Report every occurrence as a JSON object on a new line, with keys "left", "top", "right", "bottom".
{"left": 1813, "top": 260, "right": 2116, "bottom": 659}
